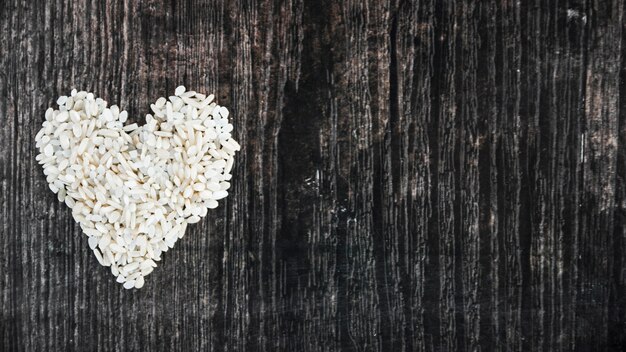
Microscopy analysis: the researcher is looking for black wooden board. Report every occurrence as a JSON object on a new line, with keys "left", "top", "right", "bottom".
{"left": 1, "top": 0, "right": 625, "bottom": 351}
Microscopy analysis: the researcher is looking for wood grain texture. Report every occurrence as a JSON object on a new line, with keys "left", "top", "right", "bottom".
{"left": 1, "top": 0, "right": 625, "bottom": 351}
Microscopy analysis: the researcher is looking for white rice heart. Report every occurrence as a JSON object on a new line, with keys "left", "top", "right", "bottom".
{"left": 35, "top": 86, "right": 240, "bottom": 289}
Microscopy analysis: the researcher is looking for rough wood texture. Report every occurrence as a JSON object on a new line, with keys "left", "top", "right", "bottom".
{"left": 1, "top": 0, "right": 625, "bottom": 351}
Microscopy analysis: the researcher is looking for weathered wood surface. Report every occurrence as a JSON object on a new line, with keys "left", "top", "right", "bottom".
{"left": 1, "top": 0, "right": 625, "bottom": 351}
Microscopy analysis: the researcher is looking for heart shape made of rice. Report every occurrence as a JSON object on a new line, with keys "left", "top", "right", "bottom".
{"left": 35, "top": 86, "right": 240, "bottom": 289}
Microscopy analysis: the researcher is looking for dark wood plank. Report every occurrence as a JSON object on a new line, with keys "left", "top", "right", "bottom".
{"left": 1, "top": 0, "right": 625, "bottom": 351}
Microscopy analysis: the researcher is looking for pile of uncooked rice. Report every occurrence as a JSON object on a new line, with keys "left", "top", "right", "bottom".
{"left": 35, "top": 86, "right": 239, "bottom": 289}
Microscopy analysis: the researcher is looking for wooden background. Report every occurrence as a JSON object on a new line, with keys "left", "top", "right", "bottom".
{"left": 1, "top": 0, "right": 625, "bottom": 351}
